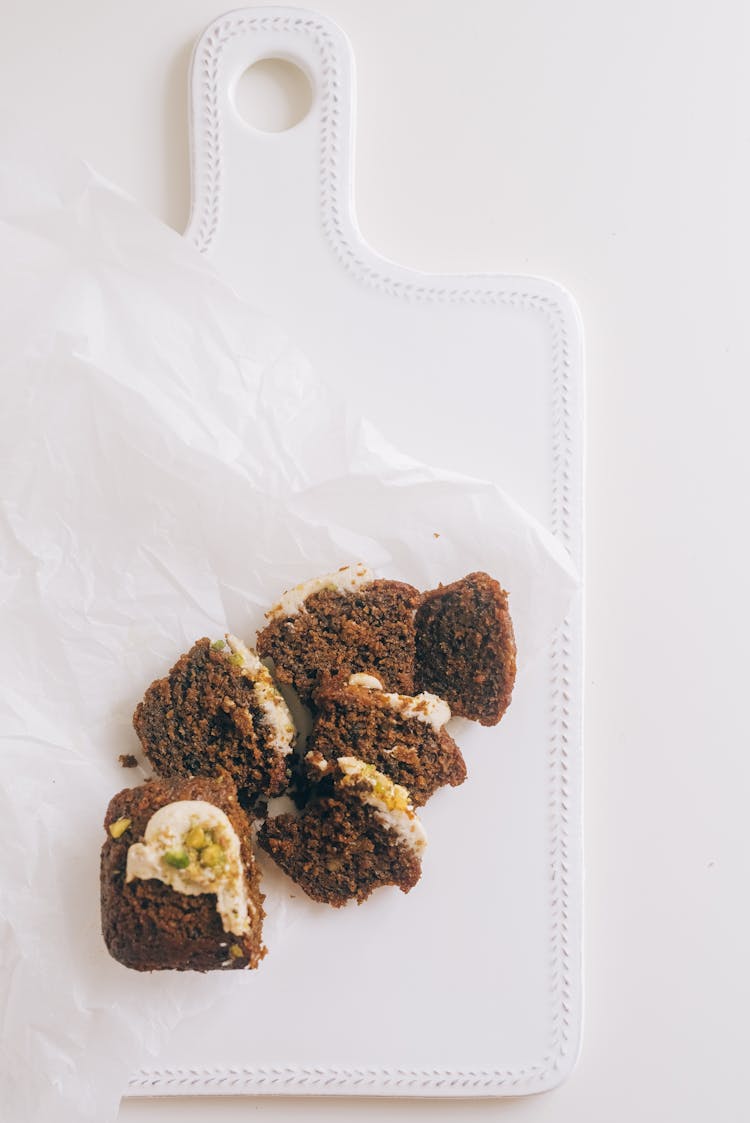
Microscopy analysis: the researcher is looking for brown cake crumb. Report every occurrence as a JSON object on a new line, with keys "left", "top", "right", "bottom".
{"left": 415, "top": 572, "right": 516, "bottom": 726}
{"left": 132, "top": 638, "right": 292, "bottom": 802}
{"left": 100, "top": 774, "right": 266, "bottom": 972}
{"left": 258, "top": 759, "right": 425, "bottom": 906}
{"left": 306, "top": 674, "right": 466, "bottom": 806}
{"left": 118, "top": 753, "right": 139, "bottom": 769}
{"left": 257, "top": 577, "right": 420, "bottom": 707}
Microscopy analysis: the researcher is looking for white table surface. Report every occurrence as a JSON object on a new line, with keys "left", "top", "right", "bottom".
{"left": 3, "top": 1, "right": 748, "bottom": 1120}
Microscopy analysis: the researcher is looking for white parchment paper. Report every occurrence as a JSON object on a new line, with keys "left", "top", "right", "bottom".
{"left": 0, "top": 165, "right": 579, "bottom": 1122}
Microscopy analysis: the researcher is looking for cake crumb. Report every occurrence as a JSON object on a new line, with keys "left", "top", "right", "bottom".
{"left": 118, "top": 754, "right": 139, "bottom": 769}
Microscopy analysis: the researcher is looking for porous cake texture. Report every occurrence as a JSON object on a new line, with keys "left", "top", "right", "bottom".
{"left": 415, "top": 572, "right": 516, "bottom": 726}
{"left": 257, "top": 565, "right": 420, "bottom": 706}
{"left": 259, "top": 758, "right": 426, "bottom": 907}
{"left": 133, "top": 636, "right": 294, "bottom": 802}
{"left": 306, "top": 672, "right": 466, "bottom": 805}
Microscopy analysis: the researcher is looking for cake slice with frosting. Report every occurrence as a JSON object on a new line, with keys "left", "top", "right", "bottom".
{"left": 100, "top": 774, "right": 266, "bottom": 971}
{"left": 305, "top": 673, "right": 466, "bottom": 805}
{"left": 133, "top": 635, "right": 294, "bottom": 803}
{"left": 258, "top": 757, "right": 426, "bottom": 906}
{"left": 256, "top": 563, "right": 420, "bottom": 707}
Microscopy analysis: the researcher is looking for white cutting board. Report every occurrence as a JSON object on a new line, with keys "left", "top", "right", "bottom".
{"left": 129, "top": 6, "right": 584, "bottom": 1099}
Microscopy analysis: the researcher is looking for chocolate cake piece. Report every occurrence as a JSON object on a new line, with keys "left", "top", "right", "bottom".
{"left": 133, "top": 635, "right": 294, "bottom": 801}
{"left": 100, "top": 774, "right": 266, "bottom": 971}
{"left": 415, "top": 572, "right": 516, "bottom": 726}
{"left": 258, "top": 757, "right": 426, "bottom": 907}
{"left": 305, "top": 673, "right": 466, "bottom": 806}
{"left": 256, "top": 564, "right": 420, "bottom": 707}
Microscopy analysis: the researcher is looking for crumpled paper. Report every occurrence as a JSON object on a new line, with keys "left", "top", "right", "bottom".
{"left": 0, "top": 164, "right": 579, "bottom": 1123}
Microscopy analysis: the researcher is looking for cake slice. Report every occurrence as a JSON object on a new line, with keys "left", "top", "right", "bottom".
{"left": 100, "top": 774, "right": 266, "bottom": 971}
{"left": 258, "top": 757, "right": 426, "bottom": 906}
{"left": 133, "top": 635, "right": 294, "bottom": 802}
{"left": 256, "top": 563, "right": 420, "bottom": 706}
{"left": 415, "top": 572, "right": 517, "bottom": 726}
{"left": 305, "top": 673, "right": 466, "bottom": 805}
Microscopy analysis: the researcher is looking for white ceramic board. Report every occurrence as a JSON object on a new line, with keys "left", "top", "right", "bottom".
{"left": 129, "top": 6, "right": 584, "bottom": 1099}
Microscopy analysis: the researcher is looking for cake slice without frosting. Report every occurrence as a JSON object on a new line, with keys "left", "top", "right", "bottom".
{"left": 258, "top": 757, "right": 426, "bottom": 906}
{"left": 415, "top": 572, "right": 517, "bottom": 726}
{"left": 305, "top": 673, "right": 466, "bottom": 805}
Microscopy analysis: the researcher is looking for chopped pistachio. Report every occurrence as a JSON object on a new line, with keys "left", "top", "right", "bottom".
{"left": 229, "top": 944, "right": 244, "bottom": 959}
{"left": 184, "top": 826, "right": 207, "bottom": 850}
{"left": 211, "top": 639, "right": 226, "bottom": 650}
{"left": 229, "top": 652, "right": 244, "bottom": 667}
{"left": 163, "top": 849, "right": 190, "bottom": 869}
{"left": 200, "top": 843, "right": 225, "bottom": 868}
{"left": 109, "top": 817, "right": 131, "bottom": 839}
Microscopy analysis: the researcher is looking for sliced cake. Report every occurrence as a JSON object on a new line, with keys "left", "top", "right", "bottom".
{"left": 100, "top": 774, "right": 266, "bottom": 971}
{"left": 258, "top": 757, "right": 426, "bottom": 906}
{"left": 305, "top": 673, "right": 466, "bottom": 805}
{"left": 415, "top": 572, "right": 517, "bottom": 726}
{"left": 133, "top": 635, "right": 294, "bottom": 802}
{"left": 256, "top": 563, "right": 420, "bottom": 706}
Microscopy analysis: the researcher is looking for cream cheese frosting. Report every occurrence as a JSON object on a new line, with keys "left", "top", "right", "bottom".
{"left": 266, "top": 563, "right": 374, "bottom": 621}
{"left": 346, "top": 673, "right": 451, "bottom": 731}
{"left": 126, "top": 800, "right": 252, "bottom": 936}
{"left": 337, "top": 757, "right": 427, "bottom": 855}
{"left": 225, "top": 634, "right": 294, "bottom": 757}
{"left": 347, "top": 673, "right": 385, "bottom": 690}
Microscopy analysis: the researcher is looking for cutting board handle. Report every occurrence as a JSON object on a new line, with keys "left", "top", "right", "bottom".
{"left": 186, "top": 6, "right": 355, "bottom": 257}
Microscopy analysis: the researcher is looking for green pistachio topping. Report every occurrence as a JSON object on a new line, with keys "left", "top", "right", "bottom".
{"left": 200, "top": 843, "right": 225, "bottom": 868}
{"left": 163, "top": 849, "right": 190, "bottom": 869}
{"left": 211, "top": 639, "right": 226, "bottom": 650}
{"left": 184, "top": 826, "right": 207, "bottom": 849}
{"left": 109, "top": 817, "right": 131, "bottom": 839}
{"left": 340, "top": 760, "right": 411, "bottom": 812}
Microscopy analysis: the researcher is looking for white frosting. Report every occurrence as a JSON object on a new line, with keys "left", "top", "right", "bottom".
{"left": 126, "top": 800, "right": 253, "bottom": 936}
{"left": 305, "top": 749, "right": 331, "bottom": 774}
{"left": 225, "top": 634, "right": 295, "bottom": 757}
{"left": 337, "top": 757, "right": 427, "bottom": 856}
{"left": 348, "top": 673, "right": 385, "bottom": 690}
{"left": 346, "top": 674, "right": 451, "bottom": 731}
{"left": 266, "top": 563, "right": 374, "bottom": 621}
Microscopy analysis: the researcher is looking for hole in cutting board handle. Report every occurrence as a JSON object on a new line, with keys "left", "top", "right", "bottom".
{"left": 233, "top": 58, "right": 313, "bottom": 133}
